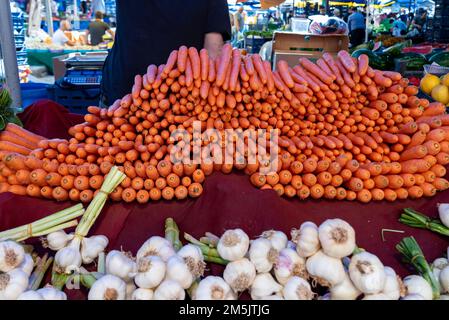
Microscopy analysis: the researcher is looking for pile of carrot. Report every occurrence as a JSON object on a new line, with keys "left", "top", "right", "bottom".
{"left": 0, "top": 45, "right": 448, "bottom": 203}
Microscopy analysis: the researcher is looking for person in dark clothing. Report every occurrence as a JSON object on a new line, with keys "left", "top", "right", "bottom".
{"left": 86, "top": 11, "right": 114, "bottom": 45}
{"left": 347, "top": 7, "right": 365, "bottom": 47}
{"left": 100, "top": 0, "right": 231, "bottom": 106}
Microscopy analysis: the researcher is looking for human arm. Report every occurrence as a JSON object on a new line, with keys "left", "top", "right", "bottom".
{"left": 84, "top": 29, "right": 91, "bottom": 45}
{"left": 205, "top": 0, "right": 231, "bottom": 58}
{"left": 106, "top": 28, "right": 115, "bottom": 40}
{"left": 204, "top": 32, "right": 224, "bottom": 59}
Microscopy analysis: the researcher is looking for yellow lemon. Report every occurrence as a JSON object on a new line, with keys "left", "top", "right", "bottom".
{"left": 431, "top": 84, "right": 449, "bottom": 105}
{"left": 442, "top": 73, "right": 449, "bottom": 87}
{"left": 421, "top": 74, "right": 441, "bottom": 94}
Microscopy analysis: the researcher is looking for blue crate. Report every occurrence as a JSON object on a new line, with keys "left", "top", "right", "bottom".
{"left": 47, "top": 85, "right": 101, "bottom": 114}
{"left": 20, "top": 83, "right": 51, "bottom": 108}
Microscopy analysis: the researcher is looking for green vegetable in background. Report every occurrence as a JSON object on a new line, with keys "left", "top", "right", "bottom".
{"left": 0, "top": 85, "right": 22, "bottom": 130}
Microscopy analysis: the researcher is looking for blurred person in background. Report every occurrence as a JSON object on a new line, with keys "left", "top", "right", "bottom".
{"left": 85, "top": 11, "right": 115, "bottom": 45}
{"left": 52, "top": 19, "right": 75, "bottom": 46}
{"left": 91, "top": 0, "right": 105, "bottom": 16}
{"left": 347, "top": 7, "right": 365, "bottom": 47}
{"left": 333, "top": 8, "right": 341, "bottom": 18}
{"left": 234, "top": 6, "right": 245, "bottom": 33}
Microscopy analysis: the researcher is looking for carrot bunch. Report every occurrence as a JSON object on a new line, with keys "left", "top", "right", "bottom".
{"left": 0, "top": 46, "right": 448, "bottom": 203}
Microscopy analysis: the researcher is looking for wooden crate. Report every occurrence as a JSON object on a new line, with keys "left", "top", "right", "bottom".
{"left": 272, "top": 32, "right": 349, "bottom": 69}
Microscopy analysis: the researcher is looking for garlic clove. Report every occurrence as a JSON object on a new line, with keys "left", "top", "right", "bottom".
{"left": 282, "top": 276, "right": 314, "bottom": 300}
{"left": 88, "top": 274, "right": 127, "bottom": 300}
{"left": 166, "top": 255, "right": 194, "bottom": 289}
{"left": 44, "top": 230, "right": 74, "bottom": 251}
{"left": 195, "top": 276, "right": 235, "bottom": 300}
{"left": 306, "top": 250, "right": 345, "bottom": 287}
{"left": 217, "top": 229, "right": 250, "bottom": 262}
{"left": 0, "top": 268, "right": 29, "bottom": 300}
{"left": 348, "top": 251, "right": 386, "bottom": 295}
{"left": 105, "top": 250, "right": 137, "bottom": 282}
{"left": 223, "top": 258, "right": 256, "bottom": 293}
{"left": 18, "top": 254, "right": 34, "bottom": 277}
{"left": 274, "top": 248, "right": 307, "bottom": 285}
{"left": 330, "top": 273, "right": 361, "bottom": 300}
{"left": 81, "top": 235, "right": 109, "bottom": 264}
{"left": 54, "top": 237, "right": 82, "bottom": 274}
{"left": 438, "top": 203, "right": 449, "bottom": 228}
{"left": 260, "top": 230, "right": 288, "bottom": 252}
{"left": 403, "top": 275, "right": 433, "bottom": 300}
{"left": 439, "top": 265, "right": 449, "bottom": 294}
{"left": 250, "top": 273, "right": 283, "bottom": 300}
{"left": 17, "top": 290, "right": 44, "bottom": 300}
{"left": 131, "top": 288, "right": 154, "bottom": 300}
{"left": 0, "top": 240, "right": 25, "bottom": 272}
{"left": 136, "top": 236, "right": 176, "bottom": 262}
{"left": 291, "top": 221, "right": 320, "bottom": 258}
{"left": 125, "top": 281, "right": 136, "bottom": 300}
{"left": 153, "top": 279, "right": 185, "bottom": 300}
{"left": 249, "top": 238, "right": 277, "bottom": 273}
{"left": 134, "top": 255, "right": 166, "bottom": 289}
{"left": 177, "top": 244, "right": 205, "bottom": 278}
{"left": 318, "top": 218, "right": 356, "bottom": 259}
{"left": 381, "top": 266, "right": 404, "bottom": 300}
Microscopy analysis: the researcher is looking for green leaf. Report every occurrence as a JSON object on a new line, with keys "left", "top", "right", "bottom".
{"left": 6, "top": 115, "right": 23, "bottom": 127}
{"left": 0, "top": 116, "right": 6, "bottom": 131}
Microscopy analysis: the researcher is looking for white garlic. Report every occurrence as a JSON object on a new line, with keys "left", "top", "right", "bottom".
{"left": 88, "top": 274, "right": 127, "bottom": 300}
{"left": 438, "top": 294, "right": 449, "bottom": 300}
{"left": 274, "top": 248, "right": 307, "bottom": 285}
{"left": 132, "top": 288, "right": 154, "bottom": 300}
{"left": 403, "top": 275, "right": 433, "bottom": 300}
{"left": 349, "top": 252, "right": 386, "bottom": 294}
{"left": 217, "top": 229, "right": 250, "bottom": 261}
{"left": 0, "top": 240, "right": 25, "bottom": 272}
{"left": 0, "top": 269, "right": 29, "bottom": 300}
{"left": 306, "top": 250, "right": 345, "bottom": 287}
{"left": 249, "top": 238, "right": 278, "bottom": 273}
{"left": 432, "top": 257, "right": 449, "bottom": 294}
{"left": 330, "top": 273, "right": 361, "bottom": 300}
{"left": 282, "top": 276, "right": 314, "bottom": 300}
{"left": 362, "top": 293, "right": 391, "bottom": 300}
{"left": 125, "top": 281, "right": 136, "bottom": 300}
{"left": 195, "top": 276, "right": 235, "bottom": 300}
{"left": 166, "top": 255, "right": 194, "bottom": 289}
{"left": 258, "top": 294, "right": 284, "bottom": 300}
{"left": 177, "top": 244, "right": 205, "bottom": 278}
{"left": 318, "top": 219, "right": 356, "bottom": 259}
{"left": 18, "top": 254, "right": 34, "bottom": 276}
{"left": 319, "top": 293, "right": 331, "bottom": 300}
{"left": 260, "top": 230, "right": 288, "bottom": 251}
{"left": 134, "top": 255, "right": 166, "bottom": 289}
{"left": 81, "top": 235, "right": 108, "bottom": 264}
{"left": 55, "top": 237, "right": 82, "bottom": 274}
{"left": 439, "top": 265, "right": 449, "bottom": 293}
{"left": 223, "top": 258, "right": 256, "bottom": 292}
{"left": 37, "top": 286, "right": 67, "bottom": 300}
{"left": 17, "top": 290, "right": 44, "bottom": 300}
{"left": 381, "top": 266, "right": 404, "bottom": 300}
{"left": 45, "top": 231, "right": 74, "bottom": 251}
{"left": 136, "top": 236, "right": 176, "bottom": 262}
{"left": 291, "top": 221, "right": 320, "bottom": 258}
{"left": 250, "top": 273, "right": 283, "bottom": 300}
{"left": 105, "top": 250, "right": 137, "bottom": 282}
{"left": 401, "top": 293, "right": 425, "bottom": 300}
{"left": 438, "top": 203, "right": 449, "bottom": 228}
{"left": 153, "top": 279, "right": 185, "bottom": 300}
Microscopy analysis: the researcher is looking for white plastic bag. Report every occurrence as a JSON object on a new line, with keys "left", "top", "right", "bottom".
{"left": 308, "top": 16, "right": 348, "bottom": 35}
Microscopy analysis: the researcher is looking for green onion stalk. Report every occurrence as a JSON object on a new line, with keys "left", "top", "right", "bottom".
{"left": 0, "top": 204, "right": 85, "bottom": 242}
{"left": 184, "top": 232, "right": 228, "bottom": 265}
{"left": 165, "top": 218, "right": 183, "bottom": 251}
{"left": 396, "top": 236, "right": 440, "bottom": 299}
{"left": 28, "top": 254, "right": 54, "bottom": 290}
{"left": 399, "top": 208, "right": 449, "bottom": 237}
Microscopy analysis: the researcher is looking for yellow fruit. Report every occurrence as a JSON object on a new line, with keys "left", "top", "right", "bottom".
{"left": 442, "top": 74, "right": 449, "bottom": 87}
{"left": 421, "top": 74, "right": 441, "bottom": 94}
{"left": 431, "top": 84, "right": 449, "bottom": 105}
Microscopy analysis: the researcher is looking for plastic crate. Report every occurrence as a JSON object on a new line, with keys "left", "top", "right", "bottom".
{"left": 21, "top": 83, "right": 50, "bottom": 108}
{"left": 47, "top": 85, "right": 101, "bottom": 114}
{"left": 244, "top": 35, "right": 271, "bottom": 54}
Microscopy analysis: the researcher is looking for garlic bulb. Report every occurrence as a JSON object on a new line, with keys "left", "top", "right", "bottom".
{"left": 45, "top": 231, "right": 74, "bottom": 251}
{"left": 282, "top": 276, "right": 314, "bottom": 300}
{"left": 274, "top": 248, "right": 307, "bottom": 285}
{"left": 106, "top": 250, "right": 137, "bottom": 282}
{"left": 177, "top": 244, "right": 205, "bottom": 278}
{"left": 18, "top": 254, "right": 34, "bottom": 276}
{"left": 250, "top": 273, "right": 283, "bottom": 300}
{"left": 259, "top": 294, "right": 284, "bottom": 300}
{"left": 0, "top": 269, "right": 29, "bottom": 300}
{"left": 153, "top": 279, "right": 185, "bottom": 300}
{"left": 306, "top": 250, "right": 345, "bottom": 287}
{"left": 126, "top": 281, "right": 136, "bottom": 300}
{"left": 438, "top": 203, "right": 449, "bottom": 228}
{"left": 166, "top": 255, "right": 194, "bottom": 289}
{"left": 223, "top": 258, "right": 256, "bottom": 292}
{"left": 249, "top": 238, "right": 278, "bottom": 273}
{"left": 55, "top": 237, "right": 82, "bottom": 274}
{"left": 439, "top": 294, "right": 449, "bottom": 300}
{"left": 134, "top": 255, "right": 166, "bottom": 289}
{"left": 17, "top": 290, "right": 44, "bottom": 300}
{"left": 0, "top": 240, "right": 25, "bottom": 272}
{"left": 362, "top": 293, "right": 391, "bottom": 300}
{"left": 81, "top": 235, "right": 108, "bottom": 264}
{"left": 432, "top": 257, "right": 449, "bottom": 293}
{"left": 195, "top": 276, "right": 235, "bottom": 300}
{"left": 217, "top": 229, "right": 250, "bottom": 261}
{"left": 132, "top": 288, "right": 154, "bottom": 300}
{"left": 291, "top": 222, "right": 320, "bottom": 258}
{"left": 318, "top": 219, "right": 356, "bottom": 258}
{"left": 261, "top": 230, "right": 288, "bottom": 251}
{"left": 37, "top": 286, "right": 67, "bottom": 300}
{"left": 439, "top": 265, "right": 449, "bottom": 293}
{"left": 349, "top": 252, "right": 386, "bottom": 294}
{"left": 330, "top": 273, "right": 361, "bottom": 300}
{"left": 136, "top": 236, "right": 176, "bottom": 262}
{"left": 88, "top": 274, "right": 127, "bottom": 300}
{"left": 382, "top": 266, "right": 404, "bottom": 300}
{"left": 402, "top": 293, "right": 425, "bottom": 300}
{"left": 403, "top": 275, "right": 432, "bottom": 300}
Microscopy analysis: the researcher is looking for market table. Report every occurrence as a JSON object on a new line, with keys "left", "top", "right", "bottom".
{"left": 1, "top": 99, "right": 448, "bottom": 299}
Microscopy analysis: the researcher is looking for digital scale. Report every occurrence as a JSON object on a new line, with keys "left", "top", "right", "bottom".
{"left": 61, "top": 52, "right": 108, "bottom": 87}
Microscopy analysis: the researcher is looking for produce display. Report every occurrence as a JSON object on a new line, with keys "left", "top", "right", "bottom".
{"left": 0, "top": 216, "right": 447, "bottom": 300}
{"left": 1, "top": 44, "right": 449, "bottom": 203}
{"left": 421, "top": 72, "right": 449, "bottom": 105}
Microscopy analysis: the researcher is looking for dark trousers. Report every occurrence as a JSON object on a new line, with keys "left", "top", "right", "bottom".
{"left": 350, "top": 28, "right": 365, "bottom": 47}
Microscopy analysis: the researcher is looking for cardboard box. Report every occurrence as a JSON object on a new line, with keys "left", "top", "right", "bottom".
{"left": 273, "top": 31, "right": 349, "bottom": 68}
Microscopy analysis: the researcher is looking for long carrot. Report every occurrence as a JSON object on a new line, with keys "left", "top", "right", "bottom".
{"left": 5, "top": 123, "right": 45, "bottom": 145}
